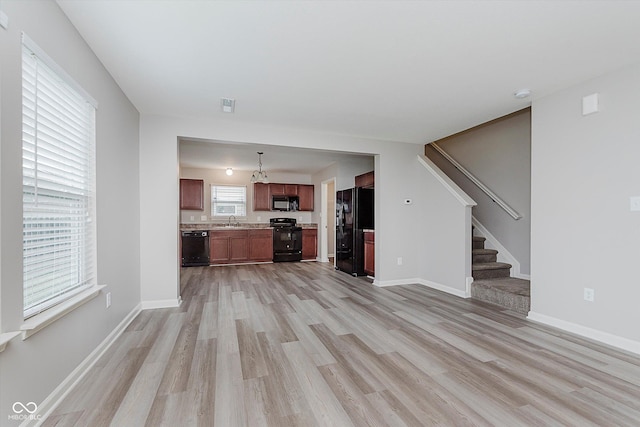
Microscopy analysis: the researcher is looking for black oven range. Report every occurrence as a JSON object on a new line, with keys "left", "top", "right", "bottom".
{"left": 270, "top": 218, "right": 302, "bottom": 262}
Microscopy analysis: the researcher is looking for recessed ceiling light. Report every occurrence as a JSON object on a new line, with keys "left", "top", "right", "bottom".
{"left": 226, "top": 168, "right": 233, "bottom": 176}
{"left": 513, "top": 89, "right": 531, "bottom": 99}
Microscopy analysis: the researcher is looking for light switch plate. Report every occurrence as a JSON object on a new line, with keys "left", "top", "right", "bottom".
{"left": 630, "top": 196, "right": 640, "bottom": 212}
{"left": 582, "top": 93, "right": 599, "bottom": 116}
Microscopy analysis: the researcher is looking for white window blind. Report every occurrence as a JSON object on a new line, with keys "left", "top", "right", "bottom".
{"left": 211, "top": 185, "right": 246, "bottom": 217}
{"left": 22, "top": 35, "right": 97, "bottom": 319}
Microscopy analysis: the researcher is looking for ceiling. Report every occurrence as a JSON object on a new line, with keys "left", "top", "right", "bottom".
{"left": 57, "top": 1, "right": 640, "bottom": 146}
{"left": 179, "top": 138, "right": 370, "bottom": 174}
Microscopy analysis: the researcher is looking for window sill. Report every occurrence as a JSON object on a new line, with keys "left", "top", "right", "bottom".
{"left": 20, "top": 285, "right": 106, "bottom": 340}
{"left": 0, "top": 332, "right": 21, "bottom": 353}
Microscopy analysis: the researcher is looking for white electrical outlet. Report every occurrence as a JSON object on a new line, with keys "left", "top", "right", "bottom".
{"left": 257, "top": 216, "right": 261, "bottom": 222}
{"left": 583, "top": 288, "right": 594, "bottom": 302}
{"left": 106, "top": 292, "right": 112, "bottom": 308}
{"left": 397, "top": 257, "right": 403, "bottom": 266}
{"left": 630, "top": 196, "right": 640, "bottom": 212}
{"left": 200, "top": 215, "right": 207, "bottom": 221}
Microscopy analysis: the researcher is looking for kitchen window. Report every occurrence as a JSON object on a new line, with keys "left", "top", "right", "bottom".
{"left": 22, "top": 35, "right": 98, "bottom": 319}
{"left": 211, "top": 185, "right": 246, "bottom": 217}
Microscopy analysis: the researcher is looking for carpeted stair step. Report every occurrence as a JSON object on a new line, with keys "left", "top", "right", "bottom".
{"left": 471, "top": 277, "right": 530, "bottom": 315}
{"left": 472, "top": 248, "right": 498, "bottom": 263}
{"left": 472, "top": 236, "right": 486, "bottom": 250}
{"left": 472, "top": 262, "right": 511, "bottom": 279}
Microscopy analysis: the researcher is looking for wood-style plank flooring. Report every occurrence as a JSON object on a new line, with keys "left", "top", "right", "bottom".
{"left": 44, "top": 262, "right": 640, "bottom": 426}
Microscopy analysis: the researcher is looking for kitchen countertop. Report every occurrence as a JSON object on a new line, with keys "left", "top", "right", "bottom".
{"left": 181, "top": 223, "right": 318, "bottom": 231}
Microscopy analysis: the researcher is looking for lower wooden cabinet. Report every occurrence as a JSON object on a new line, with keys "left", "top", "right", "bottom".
{"left": 210, "top": 229, "right": 273, "bottom": 264}
{"left": 248, "top": 229, "right": 273, "bottom": 262}
{"left": 302, "top": 229, "right": 318, "bottom": 260}
{"left": 364, "top": 230, "right": 375, "bottom": 276}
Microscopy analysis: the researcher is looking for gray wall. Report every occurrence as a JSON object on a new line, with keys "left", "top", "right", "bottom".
{"left": 139, "top": 114, "right": 471, "bottom": 305}
{"left": 0, "top": 1, "right": 140, "bottom": 420}
{"left": 425, "top": 109, "right": 531, "bottom": 275}
{"left": 530, "top": 62, "right": 640, "bottom": 347}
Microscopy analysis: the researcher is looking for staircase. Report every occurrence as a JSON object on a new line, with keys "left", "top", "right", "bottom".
{"left": 471, "top": 235, "right": 530, "bottom": 315}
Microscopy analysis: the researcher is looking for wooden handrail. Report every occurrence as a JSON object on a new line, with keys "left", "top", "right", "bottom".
{"left": 430, "top": 143, "right": 522, "bottom": 220}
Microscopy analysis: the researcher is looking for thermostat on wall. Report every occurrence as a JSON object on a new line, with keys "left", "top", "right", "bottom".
{"left": 404, "top": 199, "right": 413, "bottom": 205}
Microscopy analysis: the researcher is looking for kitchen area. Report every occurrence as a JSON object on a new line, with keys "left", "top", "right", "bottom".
{"left": 178, "top": 139, "right": 375, "bottom": 278}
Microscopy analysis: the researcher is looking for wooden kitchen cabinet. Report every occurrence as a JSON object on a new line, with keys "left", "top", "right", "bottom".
{"left": 269, "top": 183, "right": 285, "bottom": 196}
{"left": 248, "top": 229, "right": 273, "bottom": 261}
{"left": 180, "top": 179, "right": 204, "bottom": 210}
{"left": 298, "top": 184, "right": 314, "bottom": 211}
{"left": 210, "top": 229, "right": 273, "bottom": 264}
{"left": 210, "top": 230, "right": 249, "bottom": 264}
{"left": 284, "top": 184, "right": 298, "bottom": 196}
{"left": 302, "top": 229, "right": 318, "bottom": 260}
{"left": 355, "top": 171, "right": 374, "bottom": 189}
{"left": 253, "top": 183, "right": 270, "bottom": 211}
{"left": 364, "top": 230, "right": 375, "bottom": 276}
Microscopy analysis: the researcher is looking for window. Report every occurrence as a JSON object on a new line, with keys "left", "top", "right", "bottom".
{"left": 211, "top": 185, "right": 246, "bottom": 217}
{"left": 22, "top": 35, "right": 97, "bottom": 319}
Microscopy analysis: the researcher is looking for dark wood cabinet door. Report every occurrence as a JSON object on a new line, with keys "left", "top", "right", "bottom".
{"left": 302, "top": 229, "right": 318, "bottom": 260}
{"left": 298, "top": 184, "right": 314, "bottom": 211}
{"left": 210, "top": 235, "right": 230, "bottom": 263}
{"left": 355, "top": 171, "right": 374, "bottom": 189}
{"left": 180, "top": 179, "right": 204, "bottom": 210}
{"left": 284, "top": 184, "right": 298, "bottom": 196}
{"left": 229, "top": 233, "right": 249, "bottom": 262}
{"left": 364, "top": 231, "right": 375, "bottom": 276}
{"left": 249, "top": 229, "right": 273, "bottom": 261}
{"left": 253, "top": 183, "right": 270, "bottom": 211}
{"left": 269, "top": 183, "right": 285, "bottom": 196}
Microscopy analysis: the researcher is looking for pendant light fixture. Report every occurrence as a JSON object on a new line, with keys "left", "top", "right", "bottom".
{"left": 250, "top": 151, "right": 269, "bottom": 183}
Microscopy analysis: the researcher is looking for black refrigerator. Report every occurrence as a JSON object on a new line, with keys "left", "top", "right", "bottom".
{"left": 336, "top": 187, "right": 374, "bottom": 276}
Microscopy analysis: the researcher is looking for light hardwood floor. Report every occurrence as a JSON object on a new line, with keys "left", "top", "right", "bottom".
{"left": 44, "top": 262, "right": 640, "bottom": 426}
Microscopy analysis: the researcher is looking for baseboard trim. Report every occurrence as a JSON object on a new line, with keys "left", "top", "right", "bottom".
{"left": 140, "top": 298, "right": 182, "bottom": 310}
{"left": 31, "top": 303, "right": 142, "bottom": 426}
{"left": 527, "top": 311, "right": 640, "bottom": 356}
{"left": 374, "top": 277, "right": 469, "bottom": 299}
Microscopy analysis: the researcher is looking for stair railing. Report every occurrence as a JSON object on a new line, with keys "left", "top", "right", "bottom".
{"left": 430, "top": 143, "right": 522, "bottom": 220}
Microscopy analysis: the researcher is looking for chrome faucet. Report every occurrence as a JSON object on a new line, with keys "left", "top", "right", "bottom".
{"left": 228, "top": 215, "right": 237, "bottom": 227}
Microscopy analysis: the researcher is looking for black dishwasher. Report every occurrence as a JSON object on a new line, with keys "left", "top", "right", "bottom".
{"left": 181, "top": 230, "right": 210, "bottom": 267}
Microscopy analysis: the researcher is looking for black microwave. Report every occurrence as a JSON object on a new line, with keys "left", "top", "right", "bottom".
{"left": 272, "top": 196, "right": 299, "bottom": 211}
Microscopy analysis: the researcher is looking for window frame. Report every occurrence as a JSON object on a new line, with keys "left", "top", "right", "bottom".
{"left": 21, "top": 33, "right": 98, "bottom": 320}
{"left": 210, "top": 184, "right": 247, "bottom": 218}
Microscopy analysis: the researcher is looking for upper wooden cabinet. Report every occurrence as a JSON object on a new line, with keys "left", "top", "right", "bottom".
{"left": 253, "top": 183, "right": 270, "bottom": 211}
{"left": 269, "top": 183, "right": 285, "bottom": 196}
{"left": 355, "top": 171, "right": 374, "bottom": 189}
{"left": 252, "top": 183, "right": 315, "bottom": 212}
{"left": 180, "top": 179, "right": 204, "bottom": 210}
{"left": 284, "top": 184, "right": 298, "bottom": 196}
{"left": 298, "top": 184, "right": 314, "bottom": 211}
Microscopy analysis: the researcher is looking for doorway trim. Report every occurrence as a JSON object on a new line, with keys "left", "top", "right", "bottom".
{"left": 320, "top": 177, "right": 336, "bottom": 264}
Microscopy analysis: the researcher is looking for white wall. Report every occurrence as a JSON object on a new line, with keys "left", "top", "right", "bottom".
{"left": 530, "top": 62, "right": 640, "bottom": 351}
{"left": 139, "top": 114, "right": 471, "bottom": 304}
{"left": 426, "top": 109, "right": 531, "bottom": 275}
{"left": 0, "top": 1, "right": 140, "bottom": 420}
